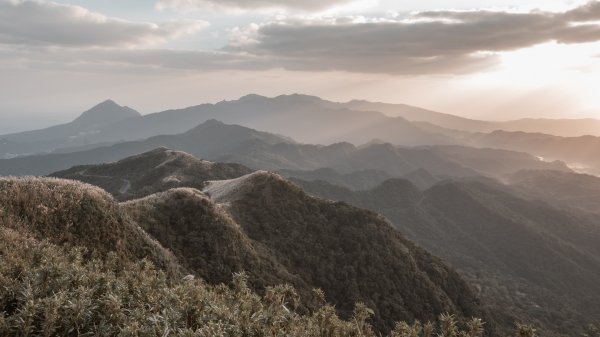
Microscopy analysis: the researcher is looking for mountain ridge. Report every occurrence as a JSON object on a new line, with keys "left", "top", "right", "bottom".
{"left": 293, "top": 176, "right": 600, "bottom": 336}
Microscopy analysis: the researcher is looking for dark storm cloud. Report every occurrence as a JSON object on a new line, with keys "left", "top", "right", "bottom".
{"left": 0, "top": 0, "right": 207, "bottom": 48}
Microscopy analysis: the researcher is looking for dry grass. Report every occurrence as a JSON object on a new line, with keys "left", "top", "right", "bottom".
{"left": 0, "top": 176, "right": 182, "bottom": 276}
{"left": 0, "top": 177, "right": 554, "bottom": 336}
{"left": 0, "top": 226, "right": 508, "bottom": 337}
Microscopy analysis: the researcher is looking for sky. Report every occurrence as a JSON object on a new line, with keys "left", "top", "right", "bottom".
{"left": 1, "top": 0, "right": 600, "bottom": 133}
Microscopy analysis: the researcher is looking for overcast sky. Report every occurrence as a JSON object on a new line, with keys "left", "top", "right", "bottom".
{"left": 1, "top": 0, "right": 600, "bottom": 133}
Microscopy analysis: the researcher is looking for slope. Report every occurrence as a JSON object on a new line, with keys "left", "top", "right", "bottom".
{"left": 0, "top": 120, "right": 291, "bottom": 176}
{"left": 87, "top": 93, "right": 453, "bottom": 147}
{"left": 0, "top": 100, "right": 140, "bottom": 157}
{"left": 112, "top": 170, "right": 490, "bottom": 333}
{"left": 344, "top": 99, "right": 600, "bottom": 137}
{"left": 198, "top": 171, "right": 487, "bottom": 332}
{"left": 2, "top": 121, "right": 569, "bottom": 179}
{"left": 1, "top": 94, "right": 455, "bottom": 160}
{"left": 294, "top": 177, "right": 600, "bottom": 336}
{"left": 467, "top": 130, "right": 600, "bottom": 174}
{"left": 507, "top": 169, "right": 600, "bottom": 213}
{"left": 0, "top": 177, "right": 180, "bottom": 275}
{"left": 52, "top": 147, "right": 252, "bottom": 200}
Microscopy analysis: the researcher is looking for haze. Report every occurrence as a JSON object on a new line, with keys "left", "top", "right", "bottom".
{"left": 1, "top": 0, "right": 600, "bottom": 133}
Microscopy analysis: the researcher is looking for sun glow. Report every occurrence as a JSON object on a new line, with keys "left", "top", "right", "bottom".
{"left": 459, "top": 42, "right": 600, "bottom": 117}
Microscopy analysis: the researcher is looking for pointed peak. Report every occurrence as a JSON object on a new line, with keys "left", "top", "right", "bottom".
{"left": 97, "top": 99, "right": 119, "bottom": 106}
{"left": 74, "top": 99, "right": 140, "bottom": 126}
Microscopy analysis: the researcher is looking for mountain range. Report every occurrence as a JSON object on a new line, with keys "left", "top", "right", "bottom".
{"left": 4, "top": 150, "right": 490, "bottom": 334}
{"left": 344, "top": 99, "right": 600, "bottom": 137}
{"left": 50, "top": 147, "right": 600, "bottom": 336}
{"left": 4, "top": 94, "right": 600, "bottom": 161}
{"left": 4, "top": 94, "right": 600, "bottom": 336}
{"left": 1, "top": 120, "right": 570, "bottom": 181}
{"left": 293, "top": 175, "right": 600, "bottom": 336}
{"left": 507, "top": 169, "right": 600, "bottom": 213}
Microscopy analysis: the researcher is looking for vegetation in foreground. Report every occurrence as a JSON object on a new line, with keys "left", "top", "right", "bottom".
{"left": 1, "top": 176, "right": 597, "bottom": 336}
{"left": 0, "top": 225, "right": 545, "bottom": 337}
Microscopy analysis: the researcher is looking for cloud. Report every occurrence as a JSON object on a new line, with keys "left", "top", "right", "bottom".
{"left": 154, "top": 0, "right": 354, "bottom": 12}
{"left": 3, "top": 1, "right": 600, "bottom": 75}
{"left": 564, "top": 1, "right": 600, "bottom": 21}
{"left": 0, "top": 0, "right": 208, "bottom": 48}
{"left": 0, "top": 46, "right": 273, "bottom": 74}
{"left": 218, "top": 1, "right": 600, "bottom": 74}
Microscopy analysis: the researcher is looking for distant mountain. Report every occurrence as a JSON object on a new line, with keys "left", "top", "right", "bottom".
{"left": 52, "top": 148, "right": 252, "bottom": 200}
{"left": 468, "top": 130, "right": 600, "bottom": 175}
{"left": 278, "top": 167, "right": 393, "bottom": 190}
{"left": 0, "top": 100, "right": 140, "bottom": 157}
{"left": 499, "top": 118, "right": 600, "bottom": 138}
{"left": 294, "top": 177, "right": 600, "bottom": 336}
{"left": 402, "top": 168, "right": 441, "bottom": 190}
{"left": 0, "top": 95, "right": 459, "bottom": 159}
{"left": 343, "top": 100, "right": 493, "bottom": 133}
{"left": 123, "top": 171, "right": 487, "bottom": 333}
{"left": 0, "top": 120, "right": 291, "bottom": 176}
{"left": 280, "top": 167, "right": 438, "bottom": 191}
{"left": 91, "top": 94, "right": 452, "bottom": 146}
{"left": 2, "top": 121, "right": 571, "bottom": 180}
{"left": 5, "top": 95, "right": 600, "bottom": 161}
{"left": 218, "top": 138, "right": 570, "bottom": 180}
{"left": 508, "top": 169, "right": 600, "bottom": 213}
{"left": 343, "top": 99, "right": 600, "bottom": 137}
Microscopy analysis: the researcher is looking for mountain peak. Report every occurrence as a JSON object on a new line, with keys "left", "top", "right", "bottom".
{"left": 239, "top": 93, "right": 267, "bottom": 101}
{"left": 203, "top": 171, "right": 284, "bottom": 203}
{"left": 98, "top": 98, "right": 118, "bottom": 106}
{"left": 73, "top": 99, "right": 141, "bottom": 127}
{"left": 274, "top": 93, "right": 325, "bottom": 103}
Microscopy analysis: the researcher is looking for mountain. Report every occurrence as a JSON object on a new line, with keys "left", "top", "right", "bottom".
{"left": 343, "top": 100, "right": 493, "bottom": 133}
{"left": 52, "top": 147, "right": 252, "bottom": 200}
{"left": 498, "top": 118, "right": 600, "bottom": 138}
{"left": 293, "top": 177, "right": 600, "bottom": 336}
{"left": 277, "top": 167, "right": 393, "bottom": 190}
{"left": 122, "top": 187, "right": 309, "bottom": 291}
{"left": 343, "top": 99, "right": 600, "bottom": 137}
{"left": 402, "top": 168, "right": 441, "bottom": 190}
{"left": 0, "top": 100, "right": 141, "bottom": 157}
{"left": 86, "top": 93, "right": 453, "bottom": 147}
{"left": 217, "top": 139, "right": 571, "bottom": 180}
{"left": 4, "top": 178, "right": 494, "bottom": 337}
{"left": 49, "top": 149, "right": 491, "bottom": 333}
{"left": 507, "top": 169, "right": 600, "bottom": 213}
{"left": 468, "top": 130, "right": 600, "bottom": 175}
{"left": 70, "top": 99, "right": 141, "bottom": 127}
{"left": 0, "top": 120, "right": 292, "bottom": 176}
{"left": 124, "top": 171, "right": 488, "bottom": 333}
{"left": 0, "top": 176, "right": 180, "bottom": 275}
{"left": 0, "top": 95, "right": 457, "bottom": 159}
{"left": 2, "top": 121, "right": 569, "bottom": 178}
{"left": 5, "top": 95, "right": 600, "bottom": 162}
